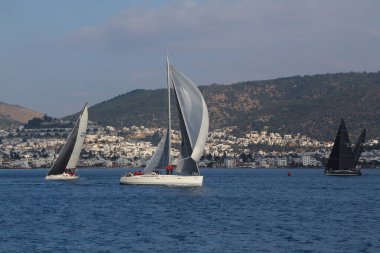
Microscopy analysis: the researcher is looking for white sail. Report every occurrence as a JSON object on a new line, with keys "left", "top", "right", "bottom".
{"left": 143, "top": 130, "right": 170, "bottom": 174}
{"left": 169, "top": 65, "right": 209, "bottom": 174}
{"left": 66, "top": 104, "right": 88, "bottom": 169}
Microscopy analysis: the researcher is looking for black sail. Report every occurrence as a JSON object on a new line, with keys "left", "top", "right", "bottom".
{"left": 326, "top": 119, "right": 355, "bottom": 171}
{"left": 47, "top": 113, "right": 81, "bottom": 176}
{"left": 326, "top": 124, "right": 341, "bottom": 170}
{"left": 338, "top": 120, "right": 355, "bottom": 169}
{"left": 353, "top": 128, "right": 366, "bottom": 166}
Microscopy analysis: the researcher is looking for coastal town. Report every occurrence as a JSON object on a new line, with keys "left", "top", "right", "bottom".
{"left": 1, "top": 119, "right": 379, "bottom": 169}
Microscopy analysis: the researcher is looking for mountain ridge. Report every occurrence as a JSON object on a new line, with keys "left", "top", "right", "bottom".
{"left": 63, "top": 71, "right": 380, "bottom": 140}
{"left": 0, "top": 102, "right": 44, "bottom": 126}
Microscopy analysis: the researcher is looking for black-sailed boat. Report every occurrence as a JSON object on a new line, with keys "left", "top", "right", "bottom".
{"left": 325, "top": 119, "right": 366, "bottom": 176}
{"left": 45, "top": 104, "right": 88, "bottom": 180}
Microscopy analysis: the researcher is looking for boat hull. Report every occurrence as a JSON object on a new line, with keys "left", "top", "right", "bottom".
{"left": 45, "top": 173, "right": 79, "bottom": 180}
{"left": 324, "top": 170, "right": 361, "bottom": 176}
{"left": 120, "top": 174, "right": 203, "bottom": 186}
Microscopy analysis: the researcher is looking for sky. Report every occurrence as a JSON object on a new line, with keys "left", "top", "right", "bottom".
{"left": 0, "top": 0, "right": 379, "bottom": 117}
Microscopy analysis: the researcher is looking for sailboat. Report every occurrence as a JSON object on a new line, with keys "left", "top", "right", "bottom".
{"left": 120, "top": 57, "right": 209, "bottom": 186}
{"left": 46, "top": 104, "right": 88, "bottom": 180}
{"left": 324, "top": 119, "right": 365, "bottom": 176}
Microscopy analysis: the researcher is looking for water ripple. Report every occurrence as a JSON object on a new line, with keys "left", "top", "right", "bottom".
{"left": 0, "top": 168, "right": 379, "bottom": 252}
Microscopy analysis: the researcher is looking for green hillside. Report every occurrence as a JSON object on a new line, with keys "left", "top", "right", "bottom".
{"left": 66, "top": 71, "right": 380, "bottom": 140}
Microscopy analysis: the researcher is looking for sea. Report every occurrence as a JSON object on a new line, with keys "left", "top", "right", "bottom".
{"left": 0, "top": 168, "right": 379, "bottom": 253}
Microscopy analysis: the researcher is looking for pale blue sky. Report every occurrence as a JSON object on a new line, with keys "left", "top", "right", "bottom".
{"left": 1, "top": 0, "right": 379, "bottom": 117}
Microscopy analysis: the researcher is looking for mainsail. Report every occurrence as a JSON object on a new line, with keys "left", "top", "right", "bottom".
{"left": 353, "top": 128, "right": 366, "bottom": 166}
{"left": 326, "top": 119, "right": 355, "bottom": 171}
{"left": 169, "top": 64, "right": 209, "bottom": 175}
{"left": 47, "top": 104, "right": 88, "bottom": 176}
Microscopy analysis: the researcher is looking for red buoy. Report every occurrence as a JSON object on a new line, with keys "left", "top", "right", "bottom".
{"left": 288, "top": 172, "right": 292, "bottom": 177}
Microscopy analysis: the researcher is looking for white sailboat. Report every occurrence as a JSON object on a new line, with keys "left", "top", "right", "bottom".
{"left": 120, "top": 57, "right": 209, "bottom": 186}
{"left": 46, "top": 104, "right": 88, "bottom": 180}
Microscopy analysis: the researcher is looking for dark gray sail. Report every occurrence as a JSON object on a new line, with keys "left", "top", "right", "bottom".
{"left": 47, "top": 106, "right": 86, "bottom": 176}
{"left": 326, "top": 119, "right": 355, "bottom": 171}
{"left": 48, "top": 123, "right": 79, "bottom": 175}
{"left": 326, "top": 123, "right": 341, "bottom": 170}
{"left": 353, "top": 128, "right": 366, "bottom": 166}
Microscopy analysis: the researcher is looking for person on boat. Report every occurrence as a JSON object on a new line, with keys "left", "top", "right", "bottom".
{"left": 167, "top": 165, "right": 174, "bottom": 175}
{"left": 65, "top": 169, "right": 75, "bottom": 176}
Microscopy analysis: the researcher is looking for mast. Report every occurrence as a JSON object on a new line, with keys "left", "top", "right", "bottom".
{"left": 166, "top": 56, "right": 172, "bottom": 166}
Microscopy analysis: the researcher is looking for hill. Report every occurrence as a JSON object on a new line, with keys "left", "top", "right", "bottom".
{"left": 0, "top": 102, "right": 44, "bottom": 126}
{"left": 66, "top": 71, "right": 380, "bottom": 140}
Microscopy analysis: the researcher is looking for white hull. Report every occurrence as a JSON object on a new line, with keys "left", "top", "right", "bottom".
{"left": 45, "top": 173, "right": 79, "bottom": 180}
{"left": 120, "top": 174, "right": 203, "bottom": 186}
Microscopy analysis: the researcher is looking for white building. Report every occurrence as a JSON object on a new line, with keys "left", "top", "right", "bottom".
{"left": 302, "top": 155, "right": 319, "bottom": 167}
{"left": 302, "top": 155, "right": 311, "bottom": 166}
{"left": 224, "top": 158, "right": 236, "bottom": 168}
{"left": 276, "top": 158, "right": 288, "bottom": 167}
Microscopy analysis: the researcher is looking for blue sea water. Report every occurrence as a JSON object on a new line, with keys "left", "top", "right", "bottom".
{"left": 0, "top": 168, "right": 379, "bottom": 253}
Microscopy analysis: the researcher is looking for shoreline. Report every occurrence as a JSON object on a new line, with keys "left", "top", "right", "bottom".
{"left": 1, "top": 167, "right": 379, "bottom": 170}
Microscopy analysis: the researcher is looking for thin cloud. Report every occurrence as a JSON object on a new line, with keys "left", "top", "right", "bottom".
{"left": 4, "top": 0, "right": 379, "bottom": 116}
{"left": 65, "top": 0, "right": 380, "bottom": 54}
{"left": 65, "top": 1, "right": 298, "bottom": 51}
